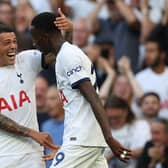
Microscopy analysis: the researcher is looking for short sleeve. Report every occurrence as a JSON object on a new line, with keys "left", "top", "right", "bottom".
{"left": 16, "top": 50, "right": 42, "bottom": 73}
{"left": 60, "top": 48, "right": 90, "bottom": 89}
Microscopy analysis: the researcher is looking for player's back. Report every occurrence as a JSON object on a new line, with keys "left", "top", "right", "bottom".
{"left": 56, "top": 42, "right": 107, "bottom": 147}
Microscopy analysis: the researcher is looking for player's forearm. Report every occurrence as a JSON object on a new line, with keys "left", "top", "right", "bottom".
{"left": 0, "top": 113, "right": 30, "bottom": 137}
{"left": 79, "top": 81, "right": 113, "bottom": 142}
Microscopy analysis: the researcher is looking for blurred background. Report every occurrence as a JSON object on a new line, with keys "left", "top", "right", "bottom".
{"left": 1, "top": 0, "right": 168, "bottom": 167}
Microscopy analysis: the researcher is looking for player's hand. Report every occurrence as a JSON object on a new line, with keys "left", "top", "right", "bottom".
{"left": 108, "top": 138, "right": 132, "bottom": 163}
{"left": 28, "top": 129, "right": 57, "bottom": 150}
{"left": 43, "top": 146, "right": 60, "bottom": 161}
{"left": 54, "top": 8, "right": 73, "bottom": 32}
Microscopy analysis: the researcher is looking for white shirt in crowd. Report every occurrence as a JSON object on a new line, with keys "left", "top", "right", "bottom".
{"left": 65, "top": 0, "right": 109, "bottom": 20}
{"left": 56, "top": 42, "right": 107, "bottom": 147}
{"left": 0, "top": 50, "right": 42, "bottom": 155}
{"left": 136, "top": 67, "right": 168, "bottom": 119}
{"left": 104, "top": 120, "right": 151, "bottom": 158}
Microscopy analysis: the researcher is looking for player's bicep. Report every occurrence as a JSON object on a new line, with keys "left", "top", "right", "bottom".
{"left": 79, "top": 80, "right": 99, "bottom": 104}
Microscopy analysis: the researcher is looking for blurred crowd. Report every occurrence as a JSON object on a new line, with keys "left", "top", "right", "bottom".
{"left": 1, "top": 0, "right": 168, "bottom": 168}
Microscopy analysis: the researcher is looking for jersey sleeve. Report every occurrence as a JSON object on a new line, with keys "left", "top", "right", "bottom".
{"left": 61, "top": 49, "right": 90, "bottom": 89}
{"left": 16, "top": 50, "right": 42, "bottom": 73}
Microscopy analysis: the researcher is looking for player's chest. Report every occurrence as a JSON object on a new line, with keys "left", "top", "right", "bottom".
{"left": 0, "top": 69, "right": 32, "bottom": 96}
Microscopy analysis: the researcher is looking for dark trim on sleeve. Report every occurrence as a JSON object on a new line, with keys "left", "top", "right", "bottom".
{"left": 41, "top": 53, "right": 49, "bottom": 69}
{"left": 71, "top": 78, "right": 90, "bottom": 89}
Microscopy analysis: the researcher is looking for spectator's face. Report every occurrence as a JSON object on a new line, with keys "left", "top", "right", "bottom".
{"left": 84, "top": 44, "right": 100, "bottom": 62}
{"left": 15, "top": 2, "right": 35, "bottom": 27}
{"left": 141, "top": 95, "right": 160, "bottom": 119}
{"left": 46, "top": 87, "right": 64, "bottom": 118}
{"left": 151, "top": 122, "right": 167, "bottom": 146}
{"left": 0, "top": 32, "right": 17, "bottom": 66}
{"left": 113, "top": 75, "right": 132, "bottom": 101}
{"left": 145, "top": 42, "right": 161, "bottom": 67}
{"left": 0, "top": 3, "right": 13, "bottom": 27}
{"left": 35, "top": 77, "right": 48, "bottom": 110}
{"left": 107, "top": 2, "right": 121, "bottom": 21}
{"left": 73, "top": 20, "right": 90, "bottom": 48}
{"left": 106, "top": 108, "right": 128, "bottom": 129}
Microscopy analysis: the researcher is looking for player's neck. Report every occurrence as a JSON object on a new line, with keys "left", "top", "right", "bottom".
{"left": 50, "top": 36, "right": 65, "bottom": 55}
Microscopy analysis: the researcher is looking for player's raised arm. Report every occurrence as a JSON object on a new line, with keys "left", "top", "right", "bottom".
{"left": 54, "top": 8, "right": 73, "bottom": 43}
{"left": 0, "top": 113, "right": 57, "bottom": 150}
{"left": 79, "top": 81, "right": 132, "bottom": 162}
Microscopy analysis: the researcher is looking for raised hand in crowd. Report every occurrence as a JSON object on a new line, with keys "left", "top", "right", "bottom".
{"left": 118, "top": 56, "right": 143, "bottom": 99}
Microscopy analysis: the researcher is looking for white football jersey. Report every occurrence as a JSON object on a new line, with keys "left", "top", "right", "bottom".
{"left": 56, "top": 42, "right": 107, "bottom": 147}
{"left": 0, "top": 50, "right": 42, "bottom": 155}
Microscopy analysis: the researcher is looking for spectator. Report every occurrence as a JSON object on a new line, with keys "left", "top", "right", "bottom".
{"left": 66, "top": 0, "right": 108, "bottom": 20}
{"left": 0, "top": 1, "right": 14, "bottom": 28}
{"left": 104, "top": 96, "right": 151, "bottom": 168}
{"left": 99, "top": 56, "right": 143, "bottom": 113}
{"left": 140, "top": 92, "right": 161, "bottom": 123}
{"left": 11, "top": 0, "right": 51, "bottom": 13}
{"left": 87, "top": 0, "right": 140, "bottom": 72}
{"left": 49, "top": 0, "right": 72, "bottom": 17}
{"left": 35, "top": 75, "right": 50, "bottom": 130}
{"left": 137, "top": 118, "right": 168, "bottom": 168}
{"left": 140, "top": 0, "right": 165, "bottom": 42}
{"left": 136, "top": 32, "right": 168, "bottom": 119}
{"left": 14, "top": 0, "right": 35, "bottom": 51}
{"left": 97, "top": 40, "right": 116, "bottom": 87}
{"left": 73, "top": 18, "right": 90, "bottom": 49}
{"left": 41, "top": 85, "right": 64, "bottom": 168}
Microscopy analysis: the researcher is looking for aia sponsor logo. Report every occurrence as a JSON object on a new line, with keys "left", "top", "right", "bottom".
{"left": 0, "top": 90, "right": 31, "bottom": 112}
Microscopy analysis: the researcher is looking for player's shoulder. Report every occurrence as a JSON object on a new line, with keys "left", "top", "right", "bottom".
{"left": 17, "top": 49, "right": 41, "bottom": 57}
{"left": 16, "top": 49, "right": 41, "bottom": 64}
{"left": 59, "top": 42, "right": 82, "bottom": 55}
{"left": 58, "top": 42, "right": 84, "bottom": 62}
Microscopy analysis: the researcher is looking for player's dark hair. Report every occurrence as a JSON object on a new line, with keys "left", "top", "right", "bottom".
{"left": 31, "top": 12, "right": 60, "bottom": 33}
{"left": 140, "top": 92, "right": 160, "bottom": 105}
{"left": 104, "top": 95, "right": 135, "bottom": 124}
{"left": 0, "top": 22, "right": 14, "bottom": 34}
